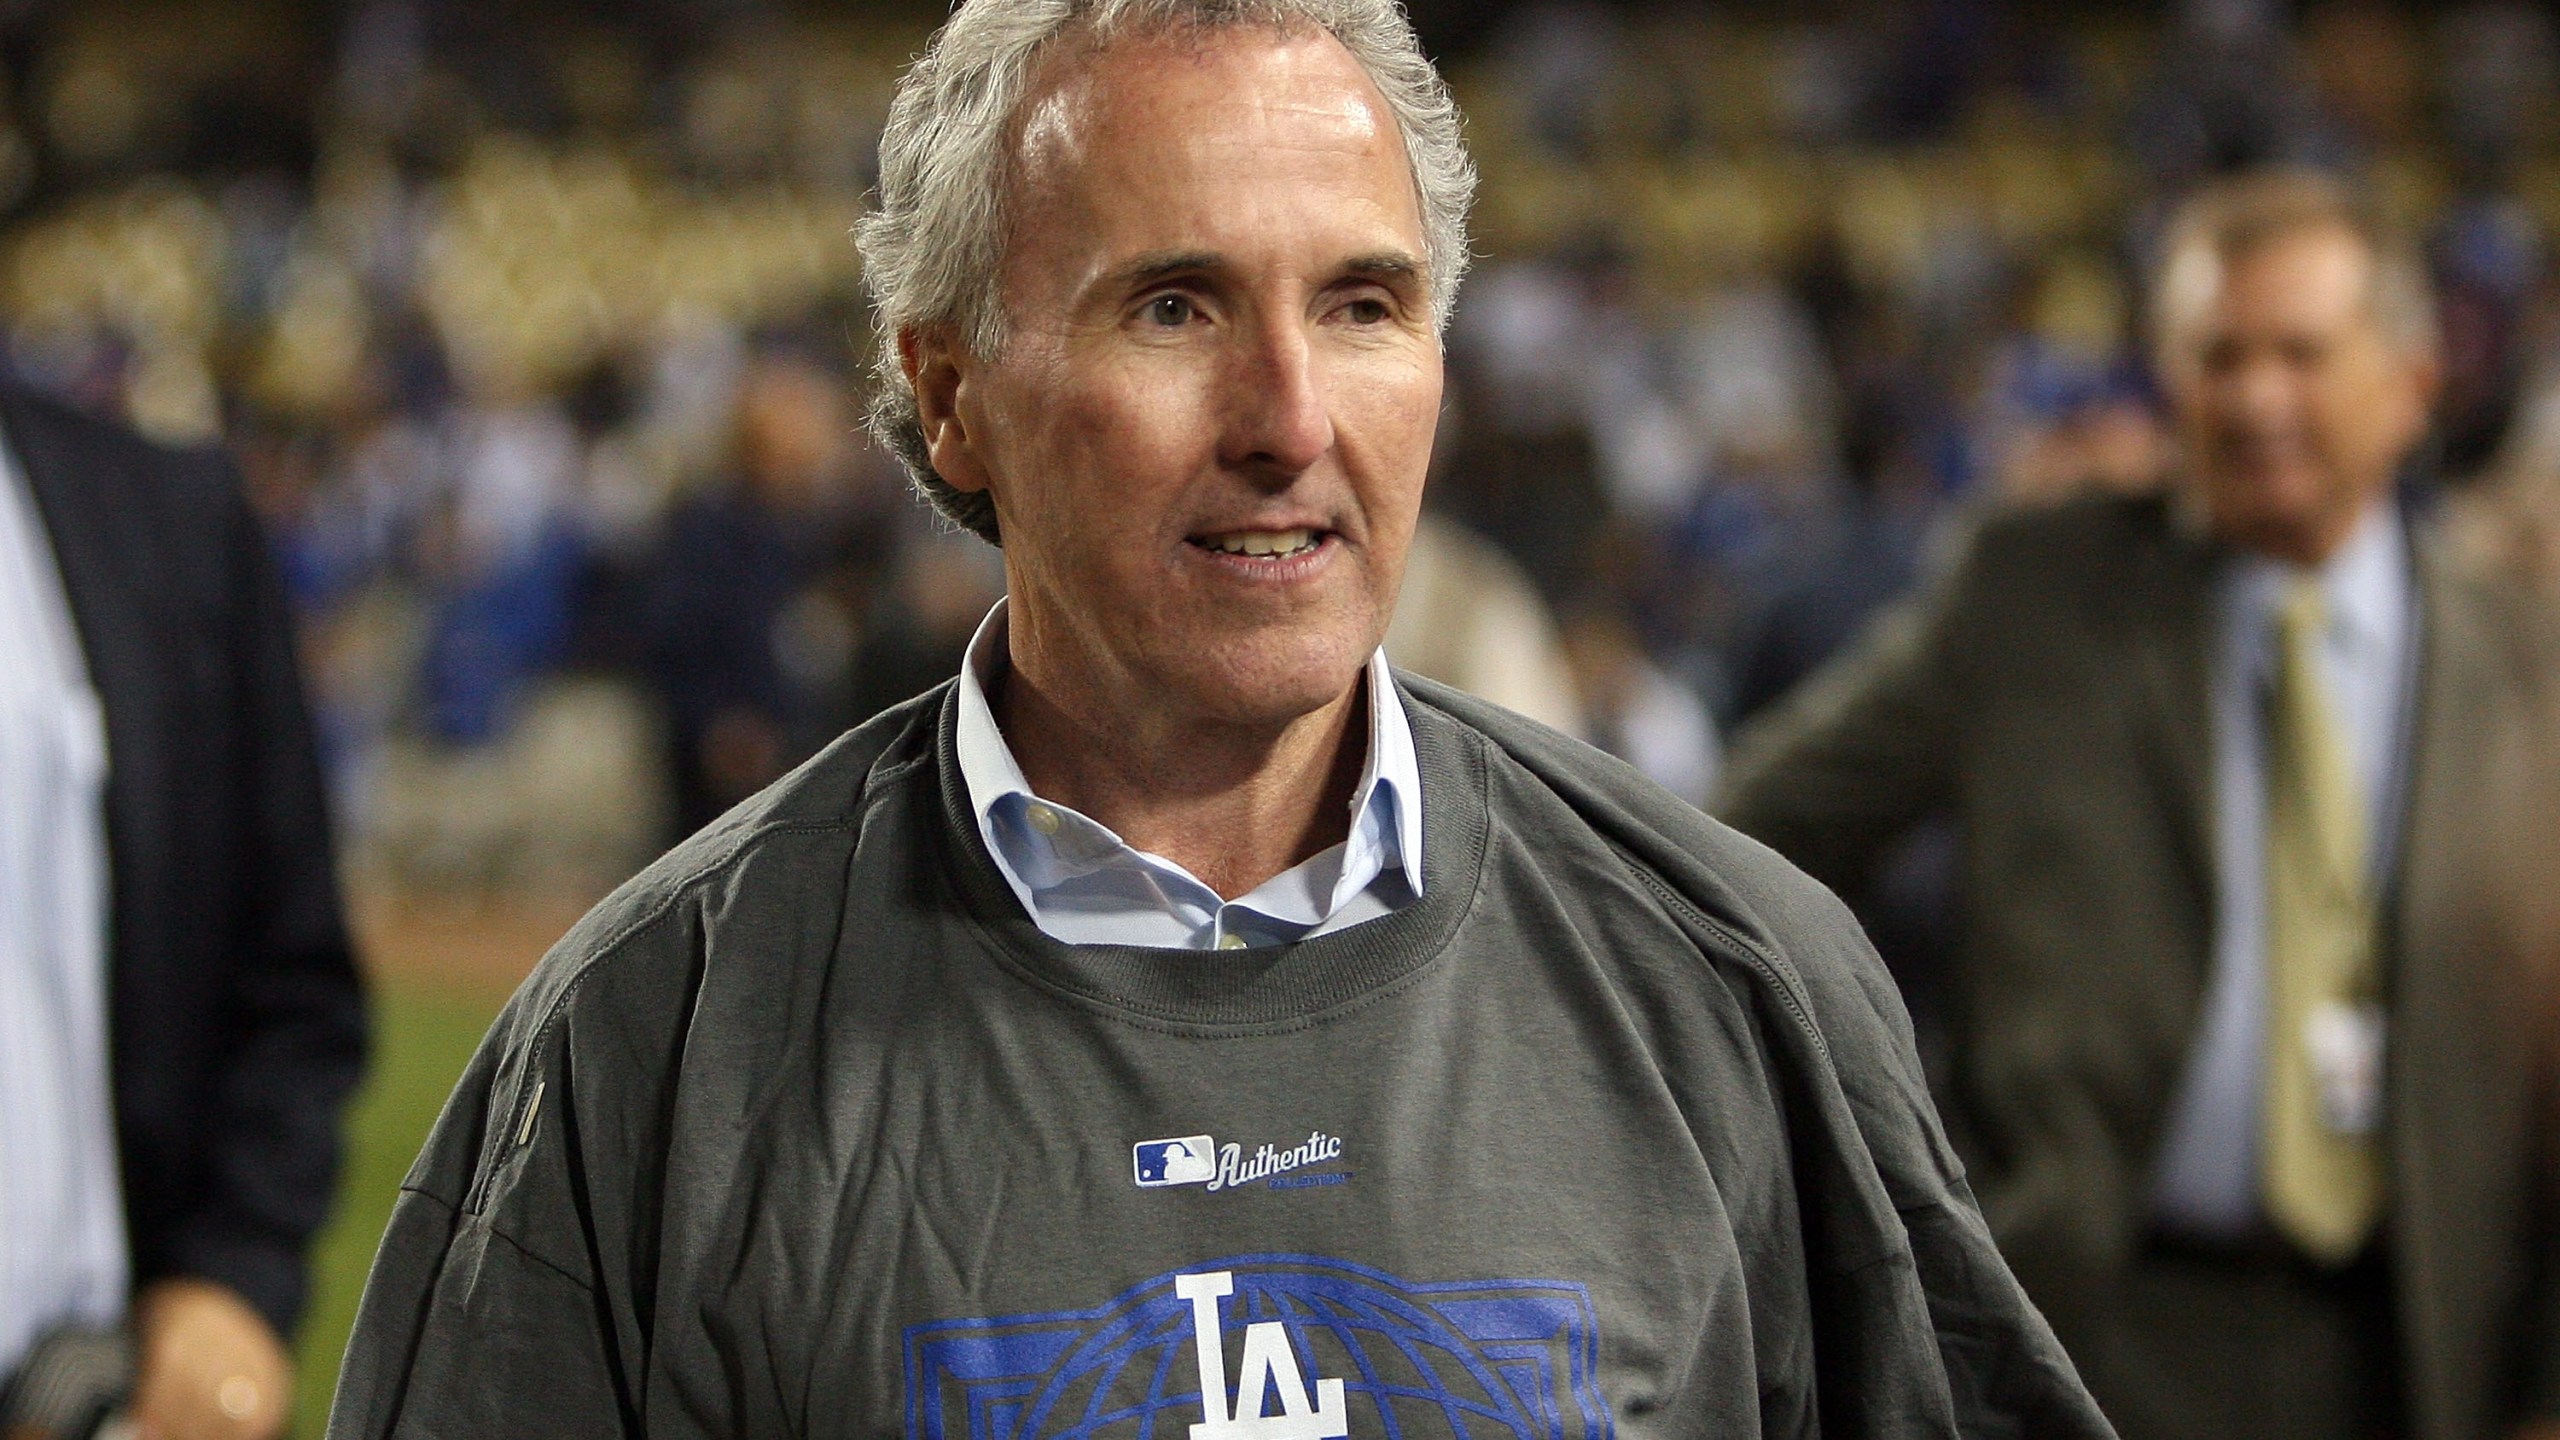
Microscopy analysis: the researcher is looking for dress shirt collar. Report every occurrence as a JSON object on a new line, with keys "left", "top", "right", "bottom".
{"left": 2224, "top": 499, "right": 2408, "bottom": 667}
{"left": 952, "top": 600, "right": 1424, "bottom": 945}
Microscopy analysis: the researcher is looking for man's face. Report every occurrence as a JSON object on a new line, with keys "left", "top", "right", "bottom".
{"left": 2159, "top": 225, "right": 2437, "bottom": 564}
{"left": 919, "top": 27, "right": 1440, "bottom": 730}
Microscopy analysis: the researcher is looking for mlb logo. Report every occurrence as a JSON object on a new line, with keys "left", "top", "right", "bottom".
{"left": 1133, "top": 1135, "right": 1217, "bottom": 1187}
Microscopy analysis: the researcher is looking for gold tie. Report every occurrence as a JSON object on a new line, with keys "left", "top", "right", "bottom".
{"left": 2260, "top": 577, "right": 2386, "bottom": 1263}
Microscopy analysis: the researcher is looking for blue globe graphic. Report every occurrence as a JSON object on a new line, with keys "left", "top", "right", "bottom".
{"left": 904, "top": 1255, "right": 1610, "bottom": 1440}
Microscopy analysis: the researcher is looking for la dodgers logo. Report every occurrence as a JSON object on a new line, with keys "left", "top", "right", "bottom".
{"left": 902, "top": 1253, "right": 1615, "bottom": 1440}
{"left": 1176, "top": 1270, "right": 1347, "bottom": 1440}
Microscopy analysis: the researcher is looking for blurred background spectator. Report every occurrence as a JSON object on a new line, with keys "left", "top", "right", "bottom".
{"left": 1717, "top": 168, "right": 2558, "bottom": 1440}
{"left": 3, "top": 0, "right": 2559, "bottom": 1429}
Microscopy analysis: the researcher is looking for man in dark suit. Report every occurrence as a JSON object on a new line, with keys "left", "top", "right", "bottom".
{"left": 0, "top": 381, "right": 366, "bottom": 1440}
{"left": 1721, "top": 170, "right": 2560, "bottom": 1440}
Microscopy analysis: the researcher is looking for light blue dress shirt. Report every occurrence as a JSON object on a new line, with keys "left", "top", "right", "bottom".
{"left": 954, "top": 603, "right": 1424, "bottom": 949}
{"left": 0, "top": 439, "right": 123, "bottom": 1378}
{"left": 2151, "top": 501, "right": 2418, "bottom": 1237}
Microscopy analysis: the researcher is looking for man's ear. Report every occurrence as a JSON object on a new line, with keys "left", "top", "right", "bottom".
{"left": 900, "top": 326, "right": 991, "bottom": 494}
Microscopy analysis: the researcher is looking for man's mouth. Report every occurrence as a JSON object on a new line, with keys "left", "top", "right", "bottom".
{"left": 2219, "top": 433, "right": 2309, "bottom": 469}
{"left": 1190, "top": 528, "right": 1326, "bottom": 559}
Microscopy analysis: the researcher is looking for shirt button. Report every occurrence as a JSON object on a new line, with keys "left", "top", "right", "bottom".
{"left": 1026, "top": 804, "right": 1060, "bottom": 834}
{"left": 1219, "top": 932, "right": 1248, "bottom": 950}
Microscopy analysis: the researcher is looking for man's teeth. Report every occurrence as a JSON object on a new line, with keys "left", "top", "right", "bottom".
{"left": 1202, "top": 529, "right": 1318, "bottom": 557}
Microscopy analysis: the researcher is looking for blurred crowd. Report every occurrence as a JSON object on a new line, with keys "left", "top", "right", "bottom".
{"left": 0, "top": 0, "right": 1006, "bottom": 892}
{"left": 3, "top": 0, "right": 2559, "bottom": 895}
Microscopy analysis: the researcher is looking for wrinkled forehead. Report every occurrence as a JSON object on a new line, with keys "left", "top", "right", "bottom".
{"left": 1018, "top": 20, "right": 1323, "bottom": 122}
{"left": 1001, "top": 22, "right": 1415, "bottom": 238}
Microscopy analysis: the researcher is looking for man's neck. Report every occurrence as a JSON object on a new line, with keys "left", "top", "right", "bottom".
{"left": 994, "top": 659, "right": 1371, "bottom": 902}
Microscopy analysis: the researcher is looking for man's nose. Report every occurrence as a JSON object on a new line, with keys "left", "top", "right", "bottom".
{"left": 2217, "top": 353, "right": 2304, "bottom": 429}
{"left": 1220, "top": 317, "right": 1334, "bottom": 480}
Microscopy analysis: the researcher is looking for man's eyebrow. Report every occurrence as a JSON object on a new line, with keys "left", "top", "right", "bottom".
{"left": 1339, "top": 252, "right": 1427, "bottom": 285}
{"left": 1097, "top": 250, "right": 1431, "bottom": 291}
{"left": 1106, "top": 250, "right": 1227, "bottom": 289}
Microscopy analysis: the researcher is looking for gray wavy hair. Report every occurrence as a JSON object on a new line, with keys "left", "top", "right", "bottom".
{"left": 856, "top": 0, "right": 1476, "bottom": 544}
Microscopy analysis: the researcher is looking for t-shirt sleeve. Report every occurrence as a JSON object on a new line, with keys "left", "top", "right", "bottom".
{"left": 324, "top": 1186, "right": 630, "bottom": 1439}
{"left": 323, "top": 1002, "right": 643, "bottom": 1440}
{"left": 1784, "top": 879, "right": 2118, "bottom": 1438}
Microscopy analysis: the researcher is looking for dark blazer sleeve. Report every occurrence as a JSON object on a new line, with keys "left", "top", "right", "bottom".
{"left": 148, "top": 467, "right": 370, "bottom": 1332}
{"left": 7, "top": 385, "right": 367, "bottom": 1337}
{"left": 1714, "top": 514, "right": 1982, "bottom": 891}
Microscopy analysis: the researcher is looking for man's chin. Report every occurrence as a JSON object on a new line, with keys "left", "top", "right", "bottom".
{"left": 1145, "top": 635, "right": 1376, "bottom": 735}
{"left": 2212, "top": 509, "right": 2346, "bottom": 566}
{"left": 2199, "top": 478, "right": 2342, "bottom": 561}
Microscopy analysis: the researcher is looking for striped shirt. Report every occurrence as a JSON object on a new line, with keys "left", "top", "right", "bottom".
{"left": 0, "top": 437, "right": 123, "bottom": 1378}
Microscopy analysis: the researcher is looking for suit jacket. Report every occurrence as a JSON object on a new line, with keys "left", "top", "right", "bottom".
{"left": 2, "top": 383, "right": 366, "bottom": 1338}
{"left": 1718, "top": 490, "right": 2560, "bottom": 1440}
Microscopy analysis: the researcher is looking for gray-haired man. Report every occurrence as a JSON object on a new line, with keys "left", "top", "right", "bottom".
{"left": 1721, "top": 171, "right": 2560, "bottom": 1440}
{"left": 326, "top": 3, "right": 2109, "bottom": 1435}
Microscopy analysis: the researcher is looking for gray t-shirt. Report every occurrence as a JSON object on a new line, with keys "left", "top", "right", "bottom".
{"left": 326, "top": 678, "right": 2109, "bottom": 1439}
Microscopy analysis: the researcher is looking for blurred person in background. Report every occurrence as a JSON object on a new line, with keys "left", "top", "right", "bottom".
{"left": 1381, "top": 509, "right": 1585, "bottom": 737}
{"left": 634, "top": 346, "right": 874, "bottom": 838}
{"left": 1557, "top": 593, "right": 1719, "bottom": 806}
{"left": 824, "top": 528, "right": 1009, "bottom": 742}
{"left": 0, "top": 378, "right": 364, "bottom": 1439}
{"left": 415, "top": 366, "right": 586, "bottom": 749}
{"left": 2451, "top": 357, "right": 2560, "bottom": 605}
{"left": 1721, "top": 169, "right": 2560, "bottom": 1440}
{"left": 1726, "top": 446, "right": 1937, "bottom": 729}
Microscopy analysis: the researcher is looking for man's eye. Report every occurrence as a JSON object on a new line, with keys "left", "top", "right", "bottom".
{"left": 1144, "top": 294, "right": 1196, "bottom": 326}
{"left": 1345, "top": 297, "right": 1391, "bottom": 325}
